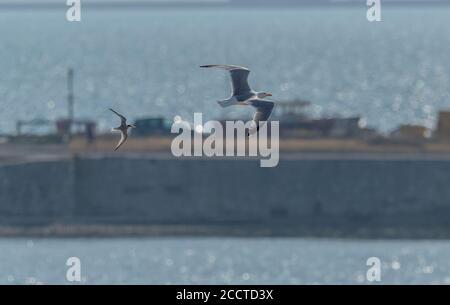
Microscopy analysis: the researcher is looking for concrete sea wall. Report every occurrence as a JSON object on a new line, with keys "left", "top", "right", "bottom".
{"left": 1, "top": 156, "right": 450, "bottom": 236}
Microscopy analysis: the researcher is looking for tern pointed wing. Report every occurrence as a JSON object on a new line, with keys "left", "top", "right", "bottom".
{"left": 250, "top": 99, "right": 275, "bottom": 129}
{"left": 109, "top": 108, "right": 127, "bottom": 126}
{"left": 200, "top": 64, "right": 252, "bottom": 96}
{"left": 114, "top": 131, "right": 128, "bottom": 151}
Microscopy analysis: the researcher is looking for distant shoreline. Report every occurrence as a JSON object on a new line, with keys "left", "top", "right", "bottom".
{"left": 1, "top": 224, "right": 450, "bottom": 239}
{"left": 5, "top": 138, "right": 450, "bottom": 166}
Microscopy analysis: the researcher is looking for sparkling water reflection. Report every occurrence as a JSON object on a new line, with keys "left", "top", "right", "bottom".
{"left": 0, "top": 8, "right": 450, "bottom": 133}
{"left": 0, "top": 238, "right": 450, "bottom": 284}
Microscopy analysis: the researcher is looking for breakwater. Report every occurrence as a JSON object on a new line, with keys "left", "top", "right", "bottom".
{"left": 1, "top": 154, "right": 450, "bottom": 238}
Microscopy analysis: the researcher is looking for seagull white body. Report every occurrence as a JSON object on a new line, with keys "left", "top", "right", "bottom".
{"left": 109, "top": 108, "right": 135, "bottom": 151}
{"left": 200, "top": 64, "right": 275, "bottom": 135}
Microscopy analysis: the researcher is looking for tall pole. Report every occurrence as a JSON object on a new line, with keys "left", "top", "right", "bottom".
{"left": 68, "top": 68, "right": 74, "bottom": 137}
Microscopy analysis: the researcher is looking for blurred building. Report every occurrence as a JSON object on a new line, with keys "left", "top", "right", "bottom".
{"left": 391, "top": 124, "right": 428, "bottom": 140}
{"left": 273, "top": 100, "right": 368, "bottom": 138}
{"left": 133, "top": 117, "right": 172, "bottom": 136}
{"left": 435, "top": 111, "right": 450, "bottom": 140}
{"left": 56, "top": 119, "right": 97, "bottom": 142}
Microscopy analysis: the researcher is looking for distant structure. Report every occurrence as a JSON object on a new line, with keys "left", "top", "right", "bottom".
{"left": 15, "top": 69, "right": 77, "bottom": 138}
{"left": 67, "top": 68, "right": 75, "bottom": 138}
{"left": 16, "top": 119, "right": 54, "bottom": 136}
{"left": 273, "top": 99, "right": 368, "bottom": 138}
{"left": 56, "top": 68, "right": 96, "bottom": 142}
{"left": 391, "top": 124, "right": 428, "bottom": 141}
{"left": 436, "top": 111, "right": 450, "bottom": 140}
{"left": 133, "top": 118, "right": 172, "bottom": 136}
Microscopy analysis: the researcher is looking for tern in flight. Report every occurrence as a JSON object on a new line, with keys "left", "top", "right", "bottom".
{"left": 200, "top": 64, "right": 275, "bottom": 135}
{"left": 109, "top": 108, "right": 135, "bottom": 151}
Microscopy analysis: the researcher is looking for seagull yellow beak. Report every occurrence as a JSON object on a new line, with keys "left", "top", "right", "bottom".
{"left": 267, "top": 93, "right": 273, "bottom": 97}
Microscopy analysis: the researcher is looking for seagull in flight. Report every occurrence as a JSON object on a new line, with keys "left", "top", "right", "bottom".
{"left": 109, "top": 108, "right": 135, "bottom": 151}
{"left": 200, "top": 64, "right": 275, "bottom": 135}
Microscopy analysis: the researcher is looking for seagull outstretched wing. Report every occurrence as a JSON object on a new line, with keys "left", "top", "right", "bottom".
{"left": 200, "top": 64, "right": 252, "bottom": 96}
{"left": 250, "top": 99, "right": 275, "bottom": 132}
